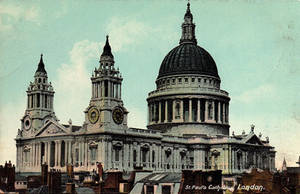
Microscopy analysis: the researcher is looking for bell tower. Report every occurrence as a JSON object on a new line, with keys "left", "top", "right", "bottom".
{"left": 20, "top": 54, "right": 57, "bottom": 137}
{"left": 84, "top": 36, "right": 128, "bottom": 131}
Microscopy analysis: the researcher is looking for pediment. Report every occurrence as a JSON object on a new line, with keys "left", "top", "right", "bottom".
{"left": 244, "top": 134, "right": 263, "bottom": 145}
{"left": 35, "top": 120, "right": 68, "bottom": 137}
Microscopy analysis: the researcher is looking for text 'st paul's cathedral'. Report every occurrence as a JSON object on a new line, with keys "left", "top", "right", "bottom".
{"left": 16, "top": 3, "right": 276, "bottom": 180}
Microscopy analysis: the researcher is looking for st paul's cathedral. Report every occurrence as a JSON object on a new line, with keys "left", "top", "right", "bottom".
{"left": 15, "top": 3, "right": 276, "bottom": 182}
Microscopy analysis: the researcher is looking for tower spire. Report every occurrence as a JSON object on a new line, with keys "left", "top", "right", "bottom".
{"left": 282, "top": 157, "right": 287, "bottom": 171}
{"left": 35, "top": 53, "right": 47, "bottom": 74}
{"left": 101, "top": 35, "right": 114, "bottom": 58}
{"left": 179, "top": 2, "right": 197, "bottom": 44}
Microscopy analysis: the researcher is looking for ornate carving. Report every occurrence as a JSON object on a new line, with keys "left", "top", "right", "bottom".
{"left": 46, "top": 125, "right": 64, "bottom": 134}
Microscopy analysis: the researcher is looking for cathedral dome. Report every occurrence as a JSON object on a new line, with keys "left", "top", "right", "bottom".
{"left": 158, "top": 43, "right": 219, "bottom": 79}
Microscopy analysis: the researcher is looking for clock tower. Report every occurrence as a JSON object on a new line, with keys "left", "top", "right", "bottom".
{"left": 84, "top": 36, "right": 128, "bottom": 131}
{"left": 20, "top": 55, "right": 57, "bottom": 137}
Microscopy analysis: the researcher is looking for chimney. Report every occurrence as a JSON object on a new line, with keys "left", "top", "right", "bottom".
{"left": 67, "top": 164, "right": 74, "bottom": 179}
{"left": 66, "top": 182, "right": 75, "bottom": 194}
{"left": 41, "top": 163, "right": 48, "bottom": 185}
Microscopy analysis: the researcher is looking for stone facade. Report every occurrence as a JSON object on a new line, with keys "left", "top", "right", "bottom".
{"left": 15, "top": 3, "right": 275, "bottom": 177}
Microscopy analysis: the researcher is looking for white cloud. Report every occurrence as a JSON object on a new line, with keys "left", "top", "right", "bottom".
{"left": 105, "top": 17, "right": 152, "bottom": 52}
{"left": 235, "top": 84, "right": 276, "bottom": 103}
{"left": 0, "top": 3, "right": 40, "bottom": 31}
{"left": 54, "top": 40, "right": 102, "bottom": 125}
{"left": 127, "top": 107, "right": 147, "bottom": 129}
{"left": 0, "top": 98, "right": 26, "bottom": 164}
{"left": 24, "top": 6, "right": 40, "bottom": 23}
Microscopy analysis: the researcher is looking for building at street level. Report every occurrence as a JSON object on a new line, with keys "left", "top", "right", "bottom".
{"left": 15, "top": 3, "right": 275, "bottom": 180}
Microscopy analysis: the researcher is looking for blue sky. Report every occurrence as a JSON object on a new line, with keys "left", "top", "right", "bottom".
{"left": 0, "top": 0, "right": 299, "bottom": 169}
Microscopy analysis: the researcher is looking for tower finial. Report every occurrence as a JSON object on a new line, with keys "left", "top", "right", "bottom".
{"left": 187, "top": 1, "right": 190, "bottom": 12}
{"left": 179, "top": 1, "right": 197, "bottom": 44}
{"left": 101, "top": 35, "right": 114, "bottom": 59}
{"left": 35, "top": 53, "right": 47, "bottom": 74}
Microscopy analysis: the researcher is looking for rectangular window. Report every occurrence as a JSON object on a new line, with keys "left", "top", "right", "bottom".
{"left": 146, "top": 186, "right": 154, "bottom": 194}
{"left": 162, "top": 185, "right": 171, "bottom": 194}
{"left": 75, "top": 148, "right": 79, "bottom": 164}
{"left": 37, "top": 93, "right": 40, "bottom": 107}
{"left": 45, "top": 95, "right": 47, "bottom": 108}
{"left": 142, "top": 150, "right": 147, "bottom": 163}
{"left": 104, "top": 80, "right": 108, "bottom": 97}
{"left": 90, "top": 148, "right": 96, "bottom": 161}
{"left": 115, "top": 149, "right": 119, "bottom": 161}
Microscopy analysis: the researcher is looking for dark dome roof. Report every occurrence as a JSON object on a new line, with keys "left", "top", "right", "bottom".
{"left": 158, "top": 43, "right": 219, "bottom": 79}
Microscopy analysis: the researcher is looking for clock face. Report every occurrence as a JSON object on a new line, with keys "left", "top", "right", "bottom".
{"left": 24, "top": 116, "right": 32, "bottom": 130}
{"left": 112, "top": 107, "right": 124, "bottom": 125}
{"left": 88, "top": 107, "right": 99, "bottom": 124}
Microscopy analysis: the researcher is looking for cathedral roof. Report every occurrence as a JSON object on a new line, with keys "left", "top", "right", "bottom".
{"left": 35, "top": 54, "right": 47, "bottom": 74}
{"left": 157, "top": 3, "right": 219, "bottom": 79}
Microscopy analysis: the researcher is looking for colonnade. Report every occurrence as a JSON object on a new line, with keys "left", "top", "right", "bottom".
{"left": 16, "top": 139, "right": 275, "bottom": 173}
{"left": 17, "top": 140, "right": 73, "bottom": 171}
{"left": 148, "top": 98, "right": 229, "bottom": 125}
{"left": 92, "top": 80, "right": 121, "bottom": 99}
{"left": 27, "top": 93, "right": 53, "bottom": 109}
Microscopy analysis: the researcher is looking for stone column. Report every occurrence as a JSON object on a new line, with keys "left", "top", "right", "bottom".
{"left": 222, "top": 103, "right": 226, "bottom": 123}
{"left": 180, "top": 100, "right": 184, "bottom": 122}
{"left": 32, "top": 143, "right": 36, "bottom": 167}
{"left": 97, "top": 140, "right": 102, "bottom": 164}
{"left": 232, "top": 149, "right": 235, "bottom": 172}
{"left": 47, "top": 142, "right": 51, "bottom": 166}
{"left": 107, "top": 141, "right": 112, "bottom": 169}
{"left": 158, "top": 146, "right": 162, "bottom": 170}
{"left": 218, "top": 101, "right": 221, "bottom": 123}
{"left": 158, "top": 101, "right": 162, "bottom": 123}
{"left": 197, "top": 99, "right": 201, "bottom": 122}
{"left": 212, "top": 100, "right": 215, "bottom": 121}
{"left": 64, "top": 141, "right": 68, "bottom": 166}
{"left": 149, "top": 145, "right": 153, "bottom": 169}
{"left": 172, "top": 100, "right": 176, "bottom": 121}
{"left": 31, "top": 143, "right": 35, "bottom": 167}
{"left": 93, "top": 83, "right": 95, "bottom": 98}
{"left": 165, "top": 101, "right": 168, "bottom": 122}
{"left": 228, "top": 146, "right": 232, "bottom": 174}
{"left": 37, "top": 143, "right": 40, "bottom": 167}
{"left": 85, "top": 142, "right": 88, "bottom": 168}
{"left": 108, "top": 81, "right": 111, "bottom": 97}
{"left": 205, "top": 100, "right": 209, "bottom": 122}
{"left": 124, "top": 143, "right": 129, "bottom": 170}
{"left": 137, "top": 144, "right": 141, "bottom": 166}
{"left": 148, "top": 104, "right": 151, "bottom": 124}
{"left": 189, "top": 99, "right": 192, "bottom": 122}
{"left": 119, "top": 84, "right": 122, "bottom": 99}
